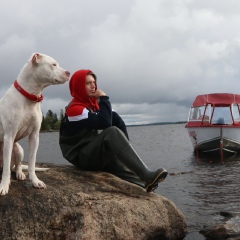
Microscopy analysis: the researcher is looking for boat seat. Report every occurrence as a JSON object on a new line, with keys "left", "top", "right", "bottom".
{"left": 217, "top": 118, "right": 225, "bottom": 124}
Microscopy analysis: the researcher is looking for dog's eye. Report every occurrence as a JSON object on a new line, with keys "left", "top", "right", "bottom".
{"left": 52, "top": 63, "right": 57, "bottom": 67}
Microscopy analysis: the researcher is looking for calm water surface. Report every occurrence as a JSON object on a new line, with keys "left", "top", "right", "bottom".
{"left": 19, "top": 124, "right": 240, "bottom": 240}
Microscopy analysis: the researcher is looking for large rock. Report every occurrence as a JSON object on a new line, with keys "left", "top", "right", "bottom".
{"left": 0, "top": 163, "right": 187, "bottom": 240}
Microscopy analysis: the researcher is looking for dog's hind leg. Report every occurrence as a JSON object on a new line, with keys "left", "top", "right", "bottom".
{"left": 12, "top": 143, "right": 26, "bottom": 181}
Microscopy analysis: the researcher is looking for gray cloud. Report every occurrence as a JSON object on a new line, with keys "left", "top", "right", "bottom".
{"left": 1, "top": 0, "right": 240, "bottom": 124}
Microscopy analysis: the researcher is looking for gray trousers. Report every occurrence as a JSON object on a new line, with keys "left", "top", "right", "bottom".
{"left": 72, "top": 126, "right": 145, "bottom": 187}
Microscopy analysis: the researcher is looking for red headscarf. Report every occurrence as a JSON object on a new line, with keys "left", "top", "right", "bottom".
{"left": 66, "top": 69, "right": 100, "bottom": 116}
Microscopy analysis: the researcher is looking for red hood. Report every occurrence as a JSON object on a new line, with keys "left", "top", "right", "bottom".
{"left": 67, "top": 69, "right": 99, "bottom": 116}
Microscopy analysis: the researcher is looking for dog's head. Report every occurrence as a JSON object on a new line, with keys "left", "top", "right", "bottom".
{"left": 27, "top": 53, "right": 70, "bottom": 88}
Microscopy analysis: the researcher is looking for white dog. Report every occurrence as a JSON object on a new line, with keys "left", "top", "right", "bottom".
{"left": 0, "top": 53, "right": 70, "bottom": 195}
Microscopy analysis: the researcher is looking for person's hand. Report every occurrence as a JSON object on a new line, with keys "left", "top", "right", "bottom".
{"left": 89, "top": 89, "right": 106, "bottom": 98}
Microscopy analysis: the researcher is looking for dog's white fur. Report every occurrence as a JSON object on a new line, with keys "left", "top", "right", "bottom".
{"left": 0, "top": 53, "right": 70, "bottom": 195}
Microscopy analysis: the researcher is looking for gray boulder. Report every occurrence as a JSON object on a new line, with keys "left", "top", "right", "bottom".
{"left": 200, "top": 212, "right": 240, "bottom": 240}
{"left": 0, "top": 163, "right": 187, "bottom": 240}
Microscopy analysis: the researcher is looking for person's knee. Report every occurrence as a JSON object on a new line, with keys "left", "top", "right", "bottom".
{"left": 102, "top": 127, "right": 129, "bottom": 155}
{"left": 102, "top": 127, "right": 128, "bottom": 146}
{"left": 105, "top": 126, "right": 125, "bottom": 138}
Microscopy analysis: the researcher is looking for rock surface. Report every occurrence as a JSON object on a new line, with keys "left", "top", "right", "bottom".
{"left": 200, "top": 212, "right": 240, "bottom": 240}
{"left": 0, "top": 163, "right": 187, "bottom": 240}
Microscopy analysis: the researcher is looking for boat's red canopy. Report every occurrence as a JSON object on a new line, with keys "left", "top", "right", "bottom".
{"left": 192, "top": 93, "right": 240, "bottom": 107}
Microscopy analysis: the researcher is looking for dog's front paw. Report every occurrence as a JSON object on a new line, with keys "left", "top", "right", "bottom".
{"left": 0, "top": 183, "right": 10, "bottom": 196}
{"left": 32, "top": 179, "right": 46, "bottom": 189}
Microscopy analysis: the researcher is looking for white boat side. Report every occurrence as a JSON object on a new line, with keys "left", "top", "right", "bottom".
{"left": 186, "top": 126, "right": 240, "bottom": 147}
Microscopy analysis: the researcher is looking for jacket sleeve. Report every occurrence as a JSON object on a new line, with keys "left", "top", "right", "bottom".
{"left": 88, "top": 97, "right": 129, "bottom": 139}
{"left": 112, "top": 111, "right": 129, "bottom": 139}
{"left": 63, "top": 96, "right": 129, "bottom": 139}
{"left": 86, "top": 96, "right": 112, "bottom": 129}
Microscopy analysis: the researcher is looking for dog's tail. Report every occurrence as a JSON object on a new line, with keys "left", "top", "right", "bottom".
{"left": 11, "top": 164, "right": 49, "bottom": 172}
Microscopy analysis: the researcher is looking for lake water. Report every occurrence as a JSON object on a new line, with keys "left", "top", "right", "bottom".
{"left": 19, "top": 124, "right": 240, "bottom": 240}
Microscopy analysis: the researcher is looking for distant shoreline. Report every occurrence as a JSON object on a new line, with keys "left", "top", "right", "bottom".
{"left": 127, "top": 121, "right": 186, "bottom": 127}
{"left": 40, "top": 121, "right": 187, "bottom": 133}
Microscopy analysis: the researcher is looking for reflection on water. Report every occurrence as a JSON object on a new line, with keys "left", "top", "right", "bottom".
{"left": 19, "top": 124, "right": 240, "bottom": 240}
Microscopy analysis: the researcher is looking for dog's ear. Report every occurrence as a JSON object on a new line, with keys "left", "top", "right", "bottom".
{"left": 31, "top": 53, "right": 42, "bottom": 64}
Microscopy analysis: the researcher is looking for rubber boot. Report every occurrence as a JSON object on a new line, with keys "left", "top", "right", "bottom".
{"left": 117, "top": 144, "right": 168, "bottom": 192}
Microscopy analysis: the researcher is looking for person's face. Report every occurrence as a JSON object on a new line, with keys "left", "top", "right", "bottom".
{"left": 85, "top": 75, "right": 96, "bottom": 95}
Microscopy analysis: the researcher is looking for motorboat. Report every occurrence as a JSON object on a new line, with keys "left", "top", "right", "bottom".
{"left": 185, "top": 93, "right": 240, "bottom": 158}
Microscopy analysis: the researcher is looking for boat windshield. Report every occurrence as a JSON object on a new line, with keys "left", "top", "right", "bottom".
{"left": 232, "top": 104, "right": 240, "bottom": 123}
{"left": 212, "top": 106, "right": 232, "bottom": 124}
{"left": 188, "top": 104, "right": 240, "bottom": 124}
{"left": 188, "top": 106, "right": 208, "bottom": 122}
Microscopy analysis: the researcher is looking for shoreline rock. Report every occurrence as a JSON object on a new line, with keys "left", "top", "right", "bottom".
{"left": 0, "top": 163, "right": 187, "bottom": 240}
{"left": 200, "top": 211, "right": 240, "bottom": 240}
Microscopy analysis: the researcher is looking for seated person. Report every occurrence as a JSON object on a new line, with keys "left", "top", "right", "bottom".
{"left": 59, "top": 69, "right": 168, "bottom": 192}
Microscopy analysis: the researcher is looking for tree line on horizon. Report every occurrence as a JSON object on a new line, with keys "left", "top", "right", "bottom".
{"left": 40, "top": 109, "right": 65, "bottom": 131}
{"left": 40, "top": 109, "right": 186, "bottom": 131}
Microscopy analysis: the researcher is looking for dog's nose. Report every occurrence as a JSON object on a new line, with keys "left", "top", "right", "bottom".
{"left": 65, "top": 71, "right": 70, "bottom": 77}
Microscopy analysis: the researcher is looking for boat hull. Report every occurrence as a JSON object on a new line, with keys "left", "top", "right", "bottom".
{"left": 186, "top": 126, "right": 240, "bottom": 156}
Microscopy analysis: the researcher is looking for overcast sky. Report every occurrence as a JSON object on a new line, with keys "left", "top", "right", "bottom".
{"left": 1, "top": 0, "right": 240, "bottom": 125}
